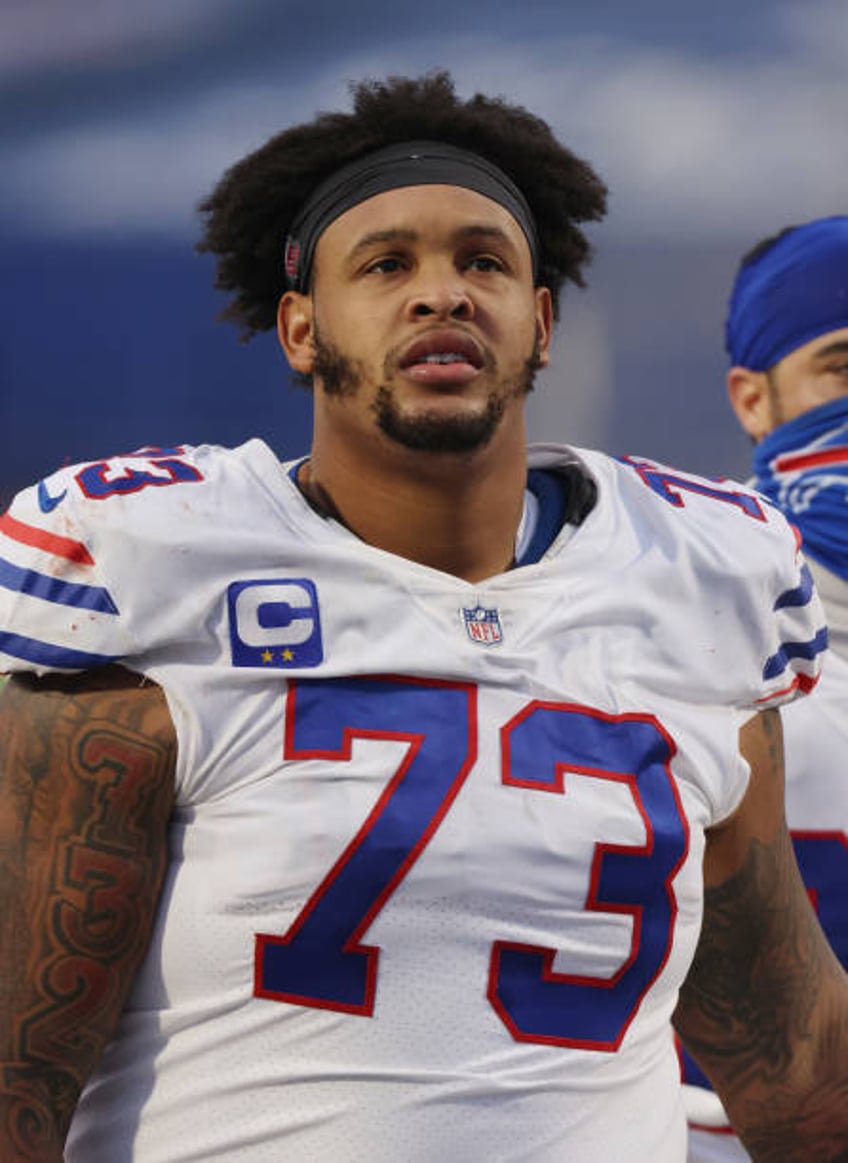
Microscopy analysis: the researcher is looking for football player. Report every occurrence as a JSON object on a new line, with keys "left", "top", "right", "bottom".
{"left": 1, "top": 75, "right": 846, "bottom": 1163}
{"left": 685, "top": 216, "right": 848, "bottom": 1162}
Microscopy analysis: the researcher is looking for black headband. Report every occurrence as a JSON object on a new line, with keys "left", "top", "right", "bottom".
{"left": 283, "top": 140, "right": 540, "bottom": 293}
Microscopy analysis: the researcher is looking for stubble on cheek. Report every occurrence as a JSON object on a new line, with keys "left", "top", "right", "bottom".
{"left": 310, "top": 328, "right": 364, "bottom": 398}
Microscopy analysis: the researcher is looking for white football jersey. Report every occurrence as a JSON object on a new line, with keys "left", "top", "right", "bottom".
{"left": 0, "top": 440, "right": 826, "bottom": 1163}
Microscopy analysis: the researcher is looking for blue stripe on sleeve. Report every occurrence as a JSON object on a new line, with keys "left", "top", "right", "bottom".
{"left": 763, "top": 626, "right": 829, "bottom": 681}
{"left": 774, "top": 564, "right": 815, "bottom": 610}
{"left": 0, "top": 630, "right": 121, "bottom": 669}
{"left": 0, "top": 557, "right": 118, "bottom": 615}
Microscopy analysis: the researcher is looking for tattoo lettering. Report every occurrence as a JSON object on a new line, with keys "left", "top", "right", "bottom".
{"left": 0, "top": 669, "right": 175, "bottom": 1159}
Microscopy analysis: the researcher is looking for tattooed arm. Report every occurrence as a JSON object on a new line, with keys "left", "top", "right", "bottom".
{"left": 0, "top": 666, "right": 175, "bottom": 1162}
{"left": 674, "top": 708, "right": 848, "bottom": 1161}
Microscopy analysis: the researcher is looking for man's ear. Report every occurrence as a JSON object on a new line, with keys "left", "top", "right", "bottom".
{"left": 277, "top": 291, "right": 315, "bottom": 374}
{"left": 534, "top": 286, "right": 554, "bottom": 369}
{"left": 727, "top": 366, "right": 772, "bottom": 442}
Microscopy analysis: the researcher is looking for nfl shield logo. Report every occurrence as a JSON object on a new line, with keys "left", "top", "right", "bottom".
{"left": 462, "top": 605, "right": 504, "bottom": 645}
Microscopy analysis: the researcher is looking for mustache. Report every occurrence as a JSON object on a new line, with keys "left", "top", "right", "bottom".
{"left": 311, "top": 323, "right": 546, "bottom": 397}
{"left": 383, "top": 335, "right": 495, "bottom": 380}
{"left": 383, "top": 326, "right": 547, "bottom": 381}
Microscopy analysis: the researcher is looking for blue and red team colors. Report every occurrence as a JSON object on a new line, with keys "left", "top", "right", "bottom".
{"left": 0, "top": 440, "right": 828, "bottom": 1162}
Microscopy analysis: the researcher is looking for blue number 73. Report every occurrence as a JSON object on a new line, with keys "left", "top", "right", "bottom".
{"left": 255, "top": 676, "right": 688, "bottom": 1050}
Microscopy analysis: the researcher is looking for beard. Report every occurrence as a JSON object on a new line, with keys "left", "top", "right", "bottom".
{"left": 311, "top": 327, "right": 542, "bottom": 455}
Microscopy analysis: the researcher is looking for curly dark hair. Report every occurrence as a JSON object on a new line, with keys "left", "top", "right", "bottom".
{"left": 737, "top": 225, "right": 800, "bottom": 271}
{"left": 196, "top": 71, "right": 607, "bottom": 339}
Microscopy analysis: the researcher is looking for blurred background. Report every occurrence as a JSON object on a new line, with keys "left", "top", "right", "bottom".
{"left": 2, "top": 0, "right": 846, "bottom": 509}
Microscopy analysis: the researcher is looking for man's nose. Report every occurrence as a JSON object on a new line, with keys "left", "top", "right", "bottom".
{"left": 407, "top": 270, "right": 474, "bottom": 320}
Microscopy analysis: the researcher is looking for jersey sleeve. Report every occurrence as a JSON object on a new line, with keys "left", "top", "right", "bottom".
{"left": 607, "top": 453, "right": 829, "bottom": 713}
{"left": 0, "top": 465, "right": 136, "bottom": 674}
{"left": 740, "top": 517, "right": 827, "bottom": 710}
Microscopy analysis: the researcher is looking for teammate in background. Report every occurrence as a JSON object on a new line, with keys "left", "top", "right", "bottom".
{"left": 684, "top": 215, "right": 848, "bottom": 1162}
{"left": 1, "top": 74, "right": 847, "bottom": 1163}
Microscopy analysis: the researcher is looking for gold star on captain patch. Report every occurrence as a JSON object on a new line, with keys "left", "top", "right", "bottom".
{"left": 282, "top": 648, "right": 294, "bottom": 662}
{"left": 261, "top": 650, "right": 274, "bottom": 664}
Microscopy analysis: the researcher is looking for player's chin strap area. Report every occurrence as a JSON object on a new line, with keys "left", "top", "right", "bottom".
{"left": 681, "top": 1083, "right": 731, "bottom": 1130}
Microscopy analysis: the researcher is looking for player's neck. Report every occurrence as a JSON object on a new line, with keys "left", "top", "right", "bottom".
{"left": 298, "top": 442, "right": 527, "bottom": 583}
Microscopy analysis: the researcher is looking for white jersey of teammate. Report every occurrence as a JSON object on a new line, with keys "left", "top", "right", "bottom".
{"left": 0, "top": 440, "right": 826, "bottom": 1163}
{"left": 685, "top": 570, "right": 848, "bottom": 1163}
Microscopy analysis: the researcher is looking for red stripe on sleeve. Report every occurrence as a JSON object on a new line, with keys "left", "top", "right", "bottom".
{"left": 0, "top": 512, "right": 94, "bottom": 565}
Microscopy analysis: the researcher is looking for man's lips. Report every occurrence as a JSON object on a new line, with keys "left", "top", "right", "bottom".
{"left": 398, "top": 330, "right": 485, "bottom": 386}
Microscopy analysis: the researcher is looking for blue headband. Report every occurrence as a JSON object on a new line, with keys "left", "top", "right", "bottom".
{"left": 725, "top": 215, "right": 848, "bottom": 370}
{"left": 283, "top": 140, "right": 540, "bottom": 293}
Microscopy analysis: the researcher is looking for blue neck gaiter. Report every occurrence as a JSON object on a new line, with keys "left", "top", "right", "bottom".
{"left": 752, "top": 396, "right": 848, "bottom": 581}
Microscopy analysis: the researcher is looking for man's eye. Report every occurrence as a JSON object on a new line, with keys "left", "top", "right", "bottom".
{"left": 819, "top": 363, "right": 848, "bottom": 382}
{"left": 366, "top": 256, "right": 405, "bottom": 274}
{"left": 466, "top": 255, "right": 505, "bottom": 272}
